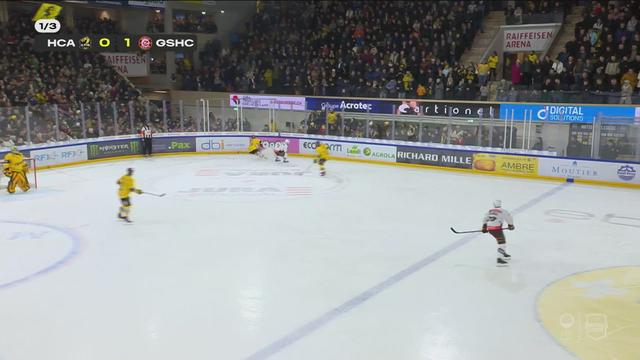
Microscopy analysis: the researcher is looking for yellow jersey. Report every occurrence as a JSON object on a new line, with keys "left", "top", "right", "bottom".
{"left": 3, "top": 152, "right": 28, "bottom": 173}
{"left": 327, "top": 112, "right": 337, "bottom": 125}
{"left": 316, "top": 143, "right": 329, "bottom": 160}
{"left": 488, "top": 55, "right": 499, "bottom": 69}
{"left": 117, "top": 175, "right": 136, "bottom": 199}
{"left": 248, "top": 138, "right": 261, "bottom": 152}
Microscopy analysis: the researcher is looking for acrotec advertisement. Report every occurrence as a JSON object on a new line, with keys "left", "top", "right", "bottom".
{"left": 305, "top": 97, "right": 394, "bottom": 114}
{"left": 472, "top": 153, "right": 538, "bottom": 176}
{"left": 396, "top": 146, "right": 473, "bottom": 168}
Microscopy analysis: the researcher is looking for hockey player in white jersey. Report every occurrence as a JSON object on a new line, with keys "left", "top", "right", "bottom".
{"left": 482, "top": 200, "right": 515, "bottom": 266}
{"left": 274, "top": 139, "right": 289, "bottom": 163}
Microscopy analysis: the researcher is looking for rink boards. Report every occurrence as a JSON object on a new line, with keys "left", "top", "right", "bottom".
{"left": 3, "top": 132, "right": 639, "bottom": 189}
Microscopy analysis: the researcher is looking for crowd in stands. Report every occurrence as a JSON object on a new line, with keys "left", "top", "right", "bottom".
{"left": 74, "top": 17, "right": 119, "bottom": 35}
{"left": 173, "top": 12, "right": 218, "bottom": 33}
{"left": 147, "top": 11, "right": 165, "bottom": 33}
{"left": 505, "top": 0, "right": 640, "bottom": 104}
{"left": 0, "top": 13, "right": 146, "bottom": 147}
{"left": 181, "top": 1, "right": 487, "bottom": 101}
{"left": 505, "top": 0, "right": 571, "bottom": 24}
{"left": 150, "top": 55, "right": 167, "bottom": 74}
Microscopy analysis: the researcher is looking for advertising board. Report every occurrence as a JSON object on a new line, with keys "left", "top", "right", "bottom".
{"left": 195, "top": 136, "right": 249, "bottom": 152}
{"left": 88, "top": 139, "right": 141, "bottom": 159}
{"left": 500, "top": 104, "right": 636, "bottom": 123}
{"left": 152, "top": 137, "right": 195, "bottom": 153}
{"left": 394, "top": 100, "right": 499, "bottom": 118}
{"left": 504, "top": 28, "right": 556, "bottom": 52}
{"left": 396, "top": 146, "right": 473, "bottom": 168}
{"left": 473, "top": 153, "right": 538, "bottom": 176}
{"left": 539, "top": 158, "right": 639, "bottom": 184}
{"left": 299, "top": 139, "right": 396, "bottom": 162}
{"left": 230, "top": 94, "right": 305, "bottom": 111}
{"left": 257, "top": 137, "right": 300, "bottom": 154}
{"left": 30, "top": 145, "right": 88, "bottom": 166}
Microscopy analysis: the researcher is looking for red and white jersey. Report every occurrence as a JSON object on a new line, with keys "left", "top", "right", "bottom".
{"left": 482, "top": 208, "right": 513, "bottom": 230}
{"left": 274, "top": 142, "right": 288, "bottom": 153}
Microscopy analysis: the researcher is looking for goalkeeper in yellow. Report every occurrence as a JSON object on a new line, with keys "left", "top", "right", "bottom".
{"left": 315, "top": 141, "right": 329, "bottom": 176}
{"left": 117, "top": 168, "right": 142, "bottom": 223}
{"left": 3, "top": 146, "right": 30, "bottom": 194}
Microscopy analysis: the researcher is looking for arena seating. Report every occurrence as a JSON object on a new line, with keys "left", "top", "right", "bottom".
{"left": 182, "top": 1, "right": 486, "bottom": 100}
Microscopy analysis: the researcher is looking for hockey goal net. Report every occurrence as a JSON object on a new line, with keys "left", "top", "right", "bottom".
{"left": 25, "top": 157, "right": 38, "bottom": 189}
{"left": 1, "top": 157, "right": 38, "bottom": 190}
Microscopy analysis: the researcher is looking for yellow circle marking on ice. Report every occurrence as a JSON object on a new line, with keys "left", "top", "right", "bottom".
{"left": 537, "top": 266, "right": 640, "bottom": 360}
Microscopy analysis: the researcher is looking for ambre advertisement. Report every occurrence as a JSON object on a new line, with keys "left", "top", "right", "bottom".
{"left": 472, "top": 153, "right": 538, "bottom": 176}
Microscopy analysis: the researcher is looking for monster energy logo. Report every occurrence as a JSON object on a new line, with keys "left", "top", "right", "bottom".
{"left": 88, "top": 141, "right": 140, "bottom": 159}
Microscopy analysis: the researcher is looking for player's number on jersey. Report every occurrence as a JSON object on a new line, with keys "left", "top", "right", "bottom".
{"left": 35, "top": 19, "right": 60, "bottom": 33}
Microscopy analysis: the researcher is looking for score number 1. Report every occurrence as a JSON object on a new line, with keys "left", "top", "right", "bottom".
{"left": 35, "top": 19, "right": 61, "bottom": 33}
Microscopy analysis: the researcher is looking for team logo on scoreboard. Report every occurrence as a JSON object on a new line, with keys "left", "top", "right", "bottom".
{"left": 79, "top": 36, "right": 91, "bottom": 50}
{"left": 138, "top": 36, "right": 153, "bottom": 50}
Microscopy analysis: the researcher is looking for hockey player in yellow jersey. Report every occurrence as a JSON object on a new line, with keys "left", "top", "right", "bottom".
{"left": 315, "top": 141, "right": 329, "bottom": 176}
{"left": 117, "top": 168, "right": 142, "bottom": 223}
{"left": 248, "top": 136, "right": 265, "bottom": 158}
{"left": 3, "top": 146, "right": 30, "bottom": 194}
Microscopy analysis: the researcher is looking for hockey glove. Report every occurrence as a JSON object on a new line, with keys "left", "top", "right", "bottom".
{"left": 508, "top": 224, "right": 515, "bottom": 231}
{"left": 135, "top": 189, "right": 143, "bottom": 194}
{"left": 481, "top": 224, "right": 488, "bottom": 233}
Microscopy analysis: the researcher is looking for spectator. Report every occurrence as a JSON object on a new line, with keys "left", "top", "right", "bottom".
{"left": 479, "top": 83, "right": 489, "bottom": 101}
{"left": 605, "top": 55, "right": 620, "bottom": 79}
{"left": 621, "top": 79, "right": 634, "bottom": 104}
{"left": 434, "top": 78, "right": 445, "bottom": 100}
{"left": 511, "top": 59, "right": 522, "bottom": 85}
{"left": 621, "top": 68, "right": 637, "bottom": 88}
{"left": 416, "top": 83, "right": 427, "bottom": 98}
{"left": 477, "top": 61, "right": 490, "bottom": 85}
{"left": 521, "top": 57, "right": 533, "bottom": 86}
{"left": 488, "top": 51, "right": 499, "bottom": 80}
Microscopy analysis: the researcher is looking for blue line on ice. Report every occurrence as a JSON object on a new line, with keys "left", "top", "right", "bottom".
{"left": 246, "top": 183, "right": 569, "bottom": 359}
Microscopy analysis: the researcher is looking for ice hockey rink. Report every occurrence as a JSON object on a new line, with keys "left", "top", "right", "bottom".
{"left": 1, "top": 154, "right": 639, "bottom": 360}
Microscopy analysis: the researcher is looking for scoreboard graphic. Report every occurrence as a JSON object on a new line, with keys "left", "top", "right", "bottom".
{"left": 35, "top": 34, "right": 197, "bottom": 52}
{"left": 34, "top": 19, "right": 196, "bottom": 52}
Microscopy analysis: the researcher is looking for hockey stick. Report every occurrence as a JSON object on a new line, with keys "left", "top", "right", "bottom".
{"left": 301, "top": 161, "right": 315, "bottom": 173}
{"left": 450, "top": 227, "right": 509, "bottom": 234}
{"left": 142, "top": 191, "right": 166, "bottom": 197}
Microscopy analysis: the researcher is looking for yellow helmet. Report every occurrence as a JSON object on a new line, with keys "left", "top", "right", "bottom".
{"left": 10, "top": 146, "right": 19, "bottom": 153}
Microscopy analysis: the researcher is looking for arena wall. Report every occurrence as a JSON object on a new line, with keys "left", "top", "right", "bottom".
{"left": 5, "top": 133, "right": 639, "bottom": 189}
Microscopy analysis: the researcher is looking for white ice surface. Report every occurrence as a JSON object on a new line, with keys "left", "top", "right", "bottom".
{"left": 0, "top": 155, "right": 639, "bottom": 360}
